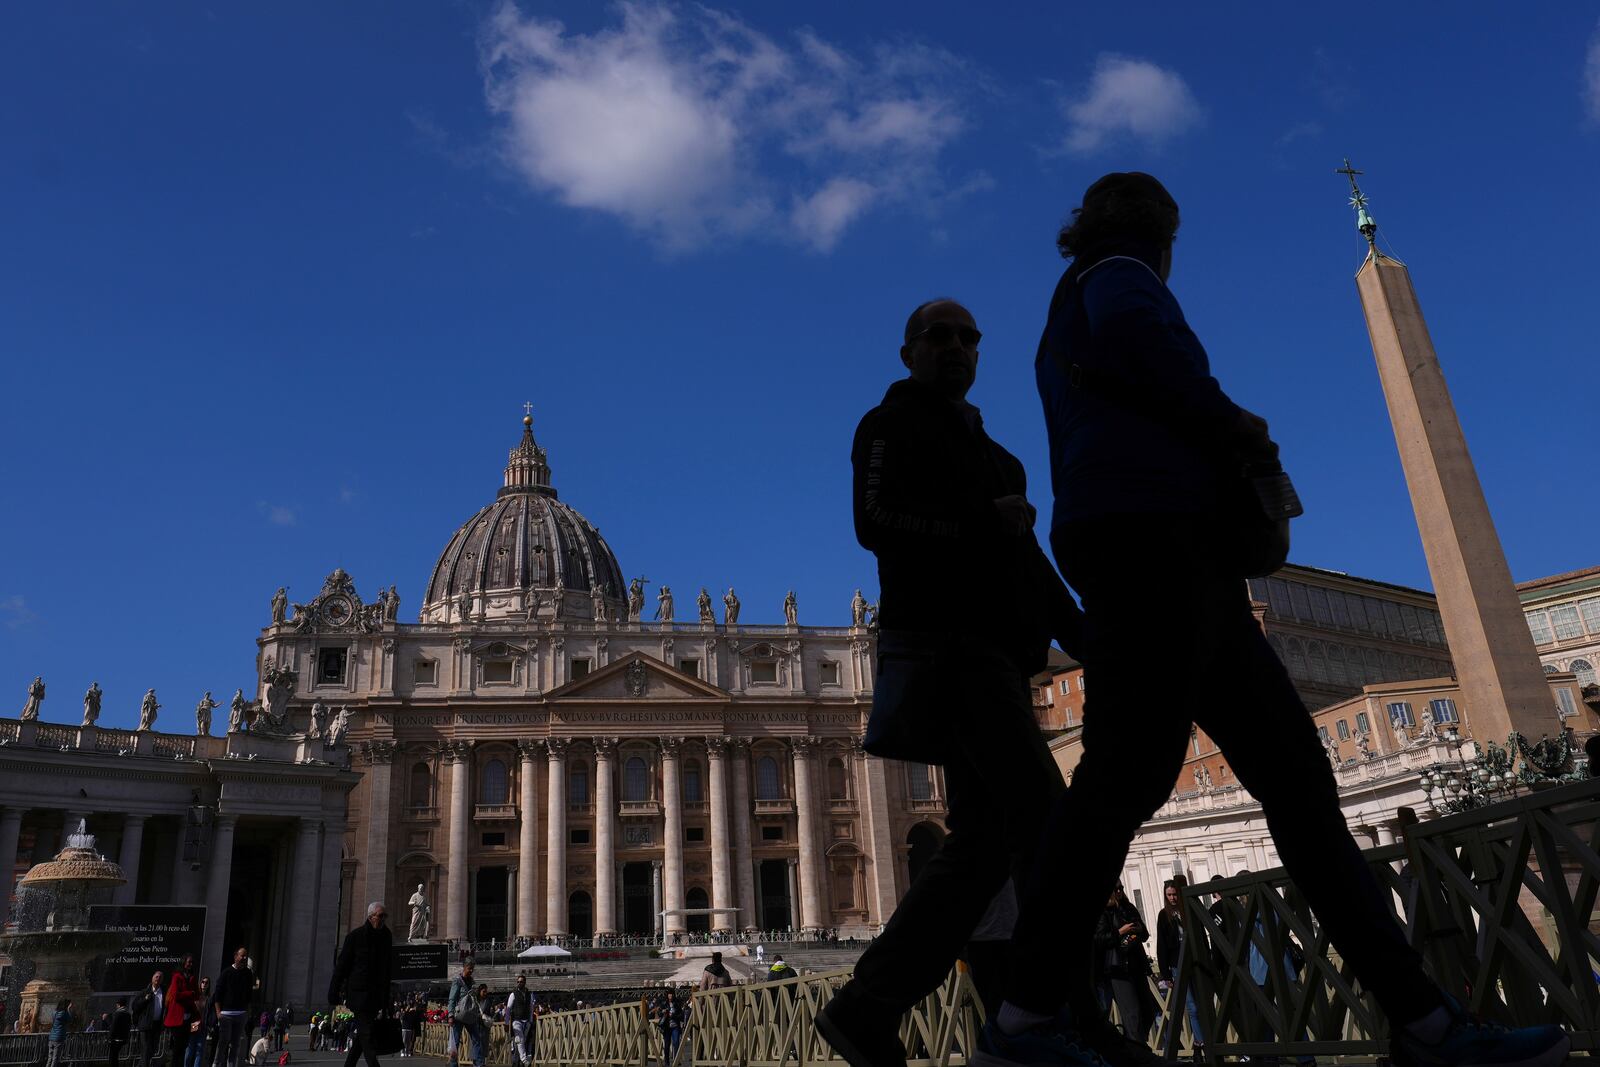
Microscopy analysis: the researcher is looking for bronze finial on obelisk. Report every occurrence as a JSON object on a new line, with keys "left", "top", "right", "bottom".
{"left": 1346, "top": 162, "right": 1556, "bottom": 743}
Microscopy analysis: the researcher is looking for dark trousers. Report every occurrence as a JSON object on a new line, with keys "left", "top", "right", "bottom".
{"left": 342, "top": 1011, "right": 381, "bottom": 1067}
{"left": 846, "top": 640, "right": 1065, "bottom": 1013}
{"left": 1007, "top": 515, "right": 1440, "bottom": 1024}
{"left": 139, "top": 1028, "right": 164, "bottom": 1067}
{"left": 1105, "top": 976, "right": 1147, "bottom": 1040}
{"left": 110, "top": 1039, "right": 126, "bottom": 1067}
{"left": 167, "top": 1024, "right": 190, "bottom": 1067}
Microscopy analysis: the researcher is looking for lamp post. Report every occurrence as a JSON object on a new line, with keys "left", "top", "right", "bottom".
{"left": 1418, "top": 725, "right": 1517, "bottom": 815}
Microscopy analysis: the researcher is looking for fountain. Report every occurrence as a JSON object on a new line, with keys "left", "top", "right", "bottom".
{"left": 0, "top": 821, "right": 129, "bottom": 1033}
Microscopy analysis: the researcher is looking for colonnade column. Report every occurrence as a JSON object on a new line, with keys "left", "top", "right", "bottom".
{"left": 651, "top": 860, "right": 663, "bottom": 937}
{"left": 114, "top": 815, "right": 146, "bottom": 905}
{"left": 786, "top": 857, "right": 801, "bottom": 932}
{"left": 790, "top": 736, "right": 824, "bottom": 933}
{"left": 705, "top": 738, "right": 733, "bottom": 932}
{"left": 200, "top": 815, "right": 237, "bottom": 973}
{"left": 309, "top": 820, "right": 345, "bottom": 1004}
{"left": 516, "top": 741, "right": 543, "bottom": 939}
{"left": 283, "top": 818, "right": 323, "bottom": 1007}
{"left": 593, "top": 738, "right": 617, "bottom": 937}
{"left": 660, "top": 737, "right": 685, "bottom": 935}
{"left": 361, "top": 741, "right": 399, "bottom": 912}
{"left": 545, "top": 740, "right": 569, "bottom": 936}
{"left": 0, "top": 808, "right": 23, "bottom": 919}
{"left": 727, "top": 740, "right": 756, "bottom": 932}
{"left": 444, "top": 741, "right": 473, "bottom": 942}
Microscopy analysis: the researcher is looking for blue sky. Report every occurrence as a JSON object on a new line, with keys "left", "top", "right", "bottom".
{"left": 4, "top": 3, "right": 1599, "bottom": 729}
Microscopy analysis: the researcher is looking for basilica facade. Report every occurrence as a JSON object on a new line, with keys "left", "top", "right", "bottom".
{"left": 262, "top": 417, "right": 942, "bottom": 945}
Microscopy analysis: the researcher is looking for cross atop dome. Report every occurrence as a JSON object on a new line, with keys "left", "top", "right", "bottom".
{"left": 503, "top": 407, "right": 551, "bottom": 494}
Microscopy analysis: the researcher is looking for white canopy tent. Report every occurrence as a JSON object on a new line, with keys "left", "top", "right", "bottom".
{"left": 516, "top": 944, "right": 573, "bottom": 959}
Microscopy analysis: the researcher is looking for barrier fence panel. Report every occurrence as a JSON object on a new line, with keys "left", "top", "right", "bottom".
{"left": 1171, "top": 775, "right": 1600, "bottom": 1062}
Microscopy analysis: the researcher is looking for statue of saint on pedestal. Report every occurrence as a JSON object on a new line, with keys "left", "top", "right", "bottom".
{"left": 309, "top": 701, "right": 329, "bottom": 739}
{"left": 228, "top": 689, "right": 249, "bottom": 733}
{"left": 723, "top": 587, "right": 740, "bottom": 626}
{"left": 697, "top": 588, "right": 714, "bottom": 625}
{"left": 656, "top": 586, "right": 674, "bottom": 623}
{"left": 326, "top": 706, "right": 351, "bottom": 747}
{"left": 851, "top": 589, "right": 867, "bottom": 627}
{"left": 783, "top": 590, "right": 798, "bottom": 627}
{"left": 195, "top": 692, "right": 218, "bottom": 736}
{"left": 627, "top": 577, "right": 647, "bottom": 623}
{"left": 408, "top": 884, "right": 432, "bottom": 942}
{"left": 19, "top": 676, "right": 44, "bottom": 721}
{"left": 137, "top": 689, "right": 160, "bottom": 732}
{"left": 270, "top": 587, "right": 288, "bottom": 626}
{"left": 82, "top": 682, "right": 102, "bottom": 727}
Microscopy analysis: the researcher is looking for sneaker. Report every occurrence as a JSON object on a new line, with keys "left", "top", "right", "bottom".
{"left": 814, "top": 991, "right": 908, "bottom": 1067}
{"left": 1390, "top": 997, "right": 1570, "bottom": 1067}
{"left": 1075, "top": 1016, "right": 1166, "bottom": 1067}
{"left": 971, "top": 1019, "right": 1112, "bottom": 1067}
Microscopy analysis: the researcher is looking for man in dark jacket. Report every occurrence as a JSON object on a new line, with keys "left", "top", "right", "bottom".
{"left": 981, "top": 171, "right": 1571, "bottom": 1067}
{"left": 109, "top": 998, "right": 133, "bottom": 1067}
{"left": 329, "top": 902, "right": 393, "bottom": 1067}
{"left": 130, "top": 971, "right": 165, "bottom": 1067}
{"left": 814, "top": 298, "right": 1085, "bottom": 1067}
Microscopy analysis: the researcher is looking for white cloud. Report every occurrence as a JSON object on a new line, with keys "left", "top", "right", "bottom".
{"left": 1585, "top": 21, "right": 1600, "bottom": 122}
{"left": 480, "top": 3, "right": 974, "bottom": 250}
{"left": 1060, "top": 55, "right": 1202, "bottom": 154}
{"left": 257, "top": 502, "right": 298, "bottom": 527}
{"left": 0, "top": 595, "right": 38, "bottom": 630}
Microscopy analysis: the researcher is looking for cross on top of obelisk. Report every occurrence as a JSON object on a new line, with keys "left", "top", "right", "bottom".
{"left": 1337, "top": 158, "right": 1378, "bottom": 246}
{"left": 522, "top": 400, "right": 534, "bottom": 417}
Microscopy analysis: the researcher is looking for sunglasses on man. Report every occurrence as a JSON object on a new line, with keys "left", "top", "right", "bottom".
{"left": 908, "top": 322, "right": 981, "bottom": 349}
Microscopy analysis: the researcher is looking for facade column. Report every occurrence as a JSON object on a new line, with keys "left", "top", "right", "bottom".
{"left": 283, "top": 819, "right": 323, "bottom": 1009}
{"left": 860, "top": 747, "right": 898, "bottom": 928}
{"left": 1375, "top": 823, "right": 1396, "bottom": 846}
{"left": 728, "top": 740, "right": 756, "bottom": 932}
{"left": 361, "top": 740, "right": 400, "bottom": 912}
{"left": 516, "top": 741, "right": 543, "bottom": 939}
{"left": 786, "top": 857, "right": 801, "bottom": 932}
{"left": 0, "top": 808, "right": 24, "bottom": 920}
{"left": 545, "top": 739, "right": 569, "bottom": 936}
{"left": 115, "top": 815, "right": 146, "bottom": 905}
{"left": 593, "top": 738, "right": 617, "bottom": 937}
{"left": 790, "top": 737, "right": 824, "bottom": 933}
{"left": 200, "top": 815, "right": 237, "bottom": 974}
{"left": 651, "top": 859, "right": 663, "bottom": 936}
{"left": 309, "top": 821, "right": 345, "bottom": 1004}
{"left": 660, "top": 738, "right": 685, "bottom": 935}
{"left": 705, "top": 739, "right": 733, "bottom": 932}
{"left": 444, "top": 741, "right": 473, "bottom": 943}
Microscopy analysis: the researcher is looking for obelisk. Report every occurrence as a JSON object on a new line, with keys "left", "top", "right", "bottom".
{"left": 1343, "top": 161, "right": 1554, "bottom": 742}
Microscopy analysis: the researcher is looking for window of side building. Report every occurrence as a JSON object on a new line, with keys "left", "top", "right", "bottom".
{"left": 1356, "top": 711, "right": 1370, "bottom": 734}
{"left": 1526, "top": 610, "right": 1554, "bottom": 645}
{"left": 1550, "top": 605, "right": 1585, "bottom": 641}
{"left": 1387, "top": 701, "right": 1415, "bottom": 728}
{"left": 907, "top": 764, "right": 933, "bottom": 802}
{"left": 1557, "top": 688, "right": 1578, "bottom": 719}
{"left": 1579, "top": 598, "right": 1600, "bottom": 636}
{"left": 1336, "top": 719, "right": 1350, "bottom": 740}
{"left": 1570, "top": 659, "right": 1596, "bottom": 686}
{"left": 1428, "top": 698, "right": 1459, "bottom": 724}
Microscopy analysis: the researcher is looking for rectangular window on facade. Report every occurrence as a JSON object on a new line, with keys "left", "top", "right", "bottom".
{"left": 1356, "top": 711, "right": 1371, "bottom": 734}
{"left": 483, "top": 659, "right": 514, "bottom": 684}
{"left": 1579, "top": 597, "right": 1600, "bottom": 635}
{"left": 1401, "top": 605, "right": 1424, "bottom": 642}
{"left": 685, "top": 827, "right": 705, "bottom": 843}
{"left": 571, "top": 657, "right": 592, "bottom": 679}
{"left": 1550, "top": 605, "right": 1585, "bottom": 641}
{"left": 1387, "top": 701, "right": 1415, "bottom": 728}
{"left": 1428, "top": 698, "right": 1459, "bottom": 724}
{"left": 1526, "top": 611, "right": 1554, "bottom": 645}
{"left": 750, "top": 660, "right": 779, "bottom": 684}
{"left": 480, "top": 832, "right": 506, "bottom": 847}
{"left": 414, "top": 660, "right": 437, "bottom": 686}
{"left": 678, "top": 658, "right": 700, "bottom": 678}
{"left": 1267, "top": 578, "right": 1293, "bottom": 619}
{"left": 1364, "top": 597, "right": 1390, "bottom": 635}
{"left": 1289, "top": 583, "right": 1314, "bottom": 622}
{"left": 1078, "top": 676, "right": 1086, "bottom": 691}
{"left": 1557, "top": 688, "right": 1577, "bottom": 718}
{"left": 1310, "top": 587, "right": 1333, "bottom": 625}
{"left": 1330, "top": 592, "right": 1353, "bottom": 629}
{"left": 1336, "top": 719, "right": 1351, "bottom": 740}
{"left": 819, "top": 661, "right": 840, "bottom": 685}
{"left": 1059, "top": 679, "right": 1071, "bottom": 694}
{"left": 569, "top": 828, "right": 590, "bottom": 845}
{"left": 1317, "top": 725, "right": 1330, "bottom": 744}
{"left": 318, "top": 648, "right": 348, "bottom": 685}
{"left": 760, "top": 825, "right": 783, "bottom": 841}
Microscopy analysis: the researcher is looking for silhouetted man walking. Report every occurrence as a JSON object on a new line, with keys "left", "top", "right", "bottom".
{"left": 329, "top": 902, "right": 393, "bottom": 1067}
{"left": 816, "top": 298, "right": 1083, "bottom": 1067}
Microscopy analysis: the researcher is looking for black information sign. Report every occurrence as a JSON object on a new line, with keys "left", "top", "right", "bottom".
{"left": 391, "top": 943, "right": 448, "bottom": 981}
{"left": 89, "top": 905, "right": 208, "bottom": 994}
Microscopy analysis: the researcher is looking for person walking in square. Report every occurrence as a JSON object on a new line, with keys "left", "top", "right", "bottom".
{"left": 329, "top": 902, "right": 393, "bottom": 1067}
{"left": 814, "top": 297, "right": 1086, "bottom": 1067}
{"left": 110, "top": 997, "right": 133, "bottom": 1067}
{"left": 975, "top": 170, "right": 1571, "bottom": 1067}
{"left": 46, "top": 998, "right": 75, "bottom": 1067}
{"left": 212, "top": 947, "right": 256, "bottom": 1067}
{"left": 131, "top": 970, "right": 166, "bottom": 1067}
{"left": 504, "top": 975, "right": 533, "bottom": 1066}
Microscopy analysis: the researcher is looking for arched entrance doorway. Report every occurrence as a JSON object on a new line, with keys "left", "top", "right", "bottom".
{"left": 568, "top": 890, "right": 593, "bottom": 939}
{"left": 685, "top": 887, "right": 710, "bottom": 932}
{"left": 758, "top": 859, "right": 792, "bottom": 930}
{"left": 906, "top": 822, "right": 945, "bottom": 886}
{"left": 622, "top": 862, "right": 653, "bottom": 934}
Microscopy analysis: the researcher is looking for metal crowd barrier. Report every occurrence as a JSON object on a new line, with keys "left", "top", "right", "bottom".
{"left": 0, "top": 1031, "right": 158, "bottom": 1067}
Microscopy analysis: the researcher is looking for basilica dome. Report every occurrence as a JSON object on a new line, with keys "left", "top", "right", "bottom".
{"left": 420, "top": 417, "right": 626, "bottom": 623}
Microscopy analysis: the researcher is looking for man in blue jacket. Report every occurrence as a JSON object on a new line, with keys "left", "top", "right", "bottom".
{"left": 974, "top": 172, "right": 1569, "bottom": 1067}
{"left": 815, "top": 298, "right": 1086, "bottom": 1067}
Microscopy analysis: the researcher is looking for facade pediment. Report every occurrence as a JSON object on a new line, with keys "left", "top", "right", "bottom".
{"left": 548, "top": 652, "right": 728, "bottom": 702}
